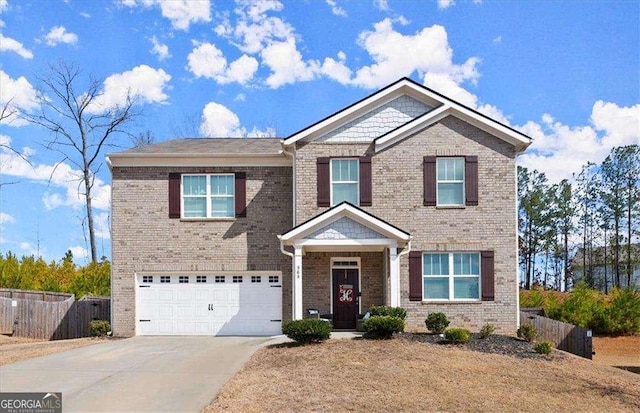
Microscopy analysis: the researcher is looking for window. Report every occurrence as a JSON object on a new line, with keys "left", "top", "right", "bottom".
{"left": 179, "top": 276, "right": 189, "bottom": 284}
{"left": 215, "top": 276, "right": 225, "bottom": 283}
{"left": 423, "top": 252, "right": 480, "bottom": 300}
{"left": 232, "top": 276, "right": 243, "bottom": 283}
{"left": 251, "top": 276, "right": 261, "bottom": 283}
{"left": 268, "top": 276, "right": 279, "bottom": 283}
{"left": 196, "top": 276, "right": 207, "bottom": 283}
{"left": 142, "top": 276, "right": 153, "bottom": 283}
{"left": 160, "top": 276, "right": 170, "bottom": 283}
{"left": 182, "top": 174, "right": 234, "bottom": 218}
{"left": 437, "top": 158, "right": 464, "bottom": 206}
{"left": 331, "top": 159, "right": 359, "bottom": 205}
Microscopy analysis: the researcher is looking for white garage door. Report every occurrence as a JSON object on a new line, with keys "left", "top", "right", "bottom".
{"left": 136, "top": 273, "right": 282, "bottom": 336}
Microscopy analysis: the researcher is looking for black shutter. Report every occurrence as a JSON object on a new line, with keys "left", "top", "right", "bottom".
{"left": 481, "top": 251, "right": 495, "bottom": 301}
{"left": 317, "top": 157, "right": 330, "bottom": 207}
{"left": 168, "top": 173, "right": 181, "bottom": 219}
{"left": 359, "top": 156, "right": 372, "bottom": 206}
{"left": 409, "top": 251, "right": 423, "bottom": 301}
{"left": 423, "top": 156, "right": 436, "bottom": 206}
{"left": 235, "top": 172, "right": 247, "bottom": 218}
{"left": 465, "top": 156, "right": 478, "bottom": 206}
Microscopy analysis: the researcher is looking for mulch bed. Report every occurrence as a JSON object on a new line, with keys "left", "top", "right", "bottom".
{"left": 399, "top": 332, "right": 569, "bottom": 360}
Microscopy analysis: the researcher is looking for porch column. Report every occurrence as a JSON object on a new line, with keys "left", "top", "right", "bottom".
{"left": 293, "top": 246, "right": 304, "bottom": 320}
{"left": 389, "top": 244, "right": 400, "bottom": 307}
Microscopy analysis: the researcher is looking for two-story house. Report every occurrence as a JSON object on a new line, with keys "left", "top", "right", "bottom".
{"left": 108, "top": 78, "right": 531, "bottom": 337}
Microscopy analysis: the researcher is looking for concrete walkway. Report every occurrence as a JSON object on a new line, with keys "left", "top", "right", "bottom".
{"left": 0, "top": 336, "right": 271, "bottom": 412}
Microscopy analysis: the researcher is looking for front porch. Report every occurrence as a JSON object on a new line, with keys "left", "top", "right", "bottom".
{"left": 279, "top": 203, "right": 411, "bottom": 328}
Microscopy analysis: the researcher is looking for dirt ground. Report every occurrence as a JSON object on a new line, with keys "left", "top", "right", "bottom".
{"left": 0, "top": 335, "right": 106, "bottom": 366}
{"left": 593, "top": 335, "right": 640, "bottom": 373}
{"left": 206, "top": 337, "right": 640, "bottom": 413}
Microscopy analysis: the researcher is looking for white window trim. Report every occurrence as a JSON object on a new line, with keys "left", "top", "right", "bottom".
{"left": 436, "top": 157, "right": 465, "bottom": 207}
{"left": 330, "top": 158, "right": 360, "bottom": 206}
{"left": 329, "top": 257, "right": 362, "bottom": 315}
{"left": 181, "top": 173, "right": 235, "bottom": 219}
{"left": 422, "top": 252, "right": 481, "bottom": 301}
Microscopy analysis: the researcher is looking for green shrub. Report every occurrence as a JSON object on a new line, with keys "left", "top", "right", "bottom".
{"left": 557, "top": 282, "right": 606, "bottom": 331}
{"left": 533, "top": 341, "right": 555, "bottom": 355}
{"left": 517, "top": 324, "right": 537, "bottom": 342}
{"left": 90, "top": 320, "right": 110, "bottom": 337}
{"left": 363, "top": 315, "right": 404, "bottom": 339}
{"left": 425, "top": 312, "right": 450, "bottom": 334}
{"left": 444, "top": 328, "right": 472, "bottom": 344}
{"left": 478, "top": 323, "right": 495, "bottom": 339}
{"left": 602, "top": 287, "right": 640, "bottom": 335}
{"left": 369, "top": 305, "right": 407, "bottom": 320}
{"left": 282, "top": 319, "right": 331, "bottom": 344}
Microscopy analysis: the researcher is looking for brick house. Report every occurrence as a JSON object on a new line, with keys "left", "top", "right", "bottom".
{"left": 108, "top": 78, "right": 531, "bottom": 337}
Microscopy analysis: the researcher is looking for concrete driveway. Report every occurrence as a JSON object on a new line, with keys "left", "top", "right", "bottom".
{"left": 0, "top": 336, "right": 273, "bottom": 412}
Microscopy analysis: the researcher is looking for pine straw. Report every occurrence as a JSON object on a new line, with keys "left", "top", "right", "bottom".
{"left": 205, "top": 338, "right": 640, "bottom": 413}
{"left": 0, "top": 336, "right": 106, "bottom": 366}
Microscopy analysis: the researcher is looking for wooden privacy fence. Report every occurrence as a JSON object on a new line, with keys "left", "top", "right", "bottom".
{"left": 0, "top": 289, "right": 110, "bottom": 340}
{"left": 520, "top": 309, "right": 593, "bottom": 359}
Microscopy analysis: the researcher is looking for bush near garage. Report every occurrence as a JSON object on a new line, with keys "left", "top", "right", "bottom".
{"left": 282, "top": 319, "right": 332, "bottom": 344}
{"left": 90, "top": 320, "right": 111, "bottom": 337}
{"left": 362, "top": 315, "right": 405, "bottom": 339}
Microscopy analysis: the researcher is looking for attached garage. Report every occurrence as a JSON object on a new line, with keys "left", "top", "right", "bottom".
{"left": 135, "top": 273, "right": 282, "bottom": 336}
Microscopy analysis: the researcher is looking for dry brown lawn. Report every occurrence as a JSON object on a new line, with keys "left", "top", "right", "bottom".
{"left": 0, "top": 335, "right": 105, "bottom": 366}
{"left": 206, "top": 338, "right": 640, "bottom": 413}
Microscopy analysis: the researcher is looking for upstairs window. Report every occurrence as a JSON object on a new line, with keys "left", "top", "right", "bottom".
{"left": 437, "top": 158, "right": 464, "bottom": 206}
{"left": 423, "top": 156, "right": 478, "bottom": 207}
{"left": 331, "top": 159, "right": 359, "bottom": 205}
{"left": 182, "top": 174, "right": 234, "bottom": 218}
{"left": 317, "top": 157, "right": 371, "bottom": 207}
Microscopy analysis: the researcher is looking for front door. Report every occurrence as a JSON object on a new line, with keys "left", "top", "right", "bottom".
{"left": 332, "top": 268, "right": 359, "bottom": 329}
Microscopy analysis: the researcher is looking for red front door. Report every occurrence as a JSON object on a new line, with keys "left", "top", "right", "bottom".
{"left": 332, "top": 268, "right": 359, "bottom": 329}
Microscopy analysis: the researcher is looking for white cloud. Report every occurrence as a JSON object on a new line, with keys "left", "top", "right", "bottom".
{"left": 517, "top": 102, "right": 640, "bottom": 182}
{"left": 234, "top": 93, "right": 246, "bottom": 102}
{"left": 261, "top": 38, "right": 320, "bottom": 88}
{"left": 326, "top": 0, "right": 347, "bottom": 17}
{"left": 352, "top": 20, "right": 480, "bottom": 90}
{"left": 199, "top": 102, "right": 274, "bottom": 137}
{"left": 80, "top": 12, "right": 91, "bottom": 18}
{"left": 200, "top": 102, "right": 244, "bottom": 137}
{"left": 44, "top": 26, "right": 78, "bottom": 46}
{"left": 437, "top": 0, "right": 455, "bottom": 9}
{"left": 0, "top": 212, "right": 15, "bottom": 225}
{"left": 321, "top": 52, "right": 353, "bottom": 84}
{"left": 216, "top": 0, "right": 293, "bottom": 54}
{"left": 0, "top": 135, "right": 112, "bottom": 211}
{"left": 0, "top": 0, "right": 8, "bottom": 27}
{"left": 94, "top": 212, "right": 111, "bottom": 240}
{"left": 186, "top": 42, "right": 258, "bottom": 84}
{"left": 69, "top": 246, "right": 89, "bottom": 259}
{"left": 0, "top": 70, "right": 39, "bottom": 126}
{"left": 120, "top": 0, "right": 211, "bottom": 31}
{"left": 88, "top": 65, "right": 171, "bottom": 113}
{"left": 493, "top": 35, "right": 502, "bottom": 45}
{"left": 149, "top": 36, "right": 171, "bottom": 60}
{"left": 373, "top": 0, "right": 390, "bottom": 11}
{"left": 0, "top": 33, "right": 33, "bottom": 59}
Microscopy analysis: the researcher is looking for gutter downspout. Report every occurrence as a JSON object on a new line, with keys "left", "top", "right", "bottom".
{"left": 280, "top": 142, "right": 296, "bottom": 227}
{"left": 278, "top": 236, "right": 295, "bottom": 320}
{"left": 392, "top": 239, "right": 411, "bottom": 307}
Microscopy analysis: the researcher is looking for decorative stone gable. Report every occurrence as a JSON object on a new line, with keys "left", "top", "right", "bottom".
{"left": 318, "top": 95, "right": 432, "bottom": 143}
{"left": 307, "top": 217, "right": 387, "bottom": 240}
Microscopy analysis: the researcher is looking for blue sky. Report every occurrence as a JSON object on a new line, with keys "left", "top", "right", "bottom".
{"left": 1, "top": 0, "right": 638, "bottom": 263}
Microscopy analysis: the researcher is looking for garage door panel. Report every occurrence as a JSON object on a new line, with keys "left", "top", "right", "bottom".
{"left": 136, "top": 274, "right": 282, "bottom": 336}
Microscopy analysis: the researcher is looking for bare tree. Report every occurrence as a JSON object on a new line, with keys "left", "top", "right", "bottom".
{"left": 21, "top": 61, "right": 140, "bottom": 263}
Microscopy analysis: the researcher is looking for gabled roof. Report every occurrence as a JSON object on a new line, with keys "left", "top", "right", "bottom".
{"left": 107, "top": 138, "right": 290, "bottom": 168}
{"left": 284, "top": 77, "right": 532, "bottom": 153}
{"left": 279, "top": 202, "right": 411, "bottom": 245}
